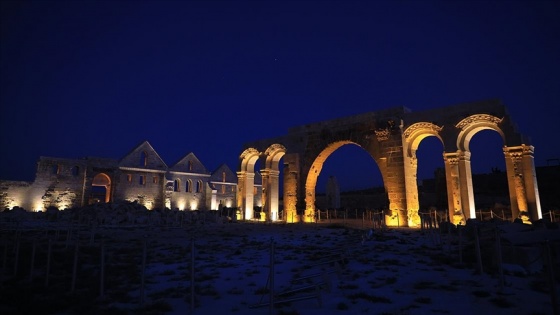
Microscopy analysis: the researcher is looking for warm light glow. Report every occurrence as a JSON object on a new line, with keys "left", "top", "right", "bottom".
{"left": 178, "top": 202, "right": 186, "bottom": 211}
{"left": 145, "top": 201, "right": 154, "bottom": 210}
{"left": 189, "top": 200, "right": 198, "bottom": 210}
{"left": 6, "top": 200, "right": 18, "bottom": 210}
{"left": 225, "top": 200, "right": 232, "bottom": 208}
{"left": 245, "top": 206, "right": 252, "bottom": 220}
{"left": 34, "top": 201, "right": 44, "bottom": 212}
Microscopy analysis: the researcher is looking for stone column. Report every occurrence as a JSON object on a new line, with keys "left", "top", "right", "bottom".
{"left": 260, "top": 169, "right": 269, "bottom": 221}
{"left": 521, "top": 146, "right": 542, "bottom": 221}
{"left": 304, "top": 183, "right": 316, "bottom": 223}
{"left": 403, "top": 150, "right": 420, "bottom": 227}
{"left": 236, "top": 171, "right": 255, "bottom": 220}
{"left": 283, "top": 154, "right": 299, "bottom": 223}
{"left": 379, "top": 133, "right": 407, "bottom": 227}
{"left": 504, "top": 145, "right": 542, "bottom": 222}
{"left": 444, "top": 152, "right": 464, "bottom": 224}
{"left": 268, "top": 169, "right": 280, "bottom": 221}
{"left": 457, "top": 151, "right": 476, "bottom": 220}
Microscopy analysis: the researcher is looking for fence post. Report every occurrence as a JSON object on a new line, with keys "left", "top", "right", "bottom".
{"left": 100, "top": 241, "right": 105, "bottom": 298}
{"left": 2, "top": 240, "right": 7, "bottom": 272}
{"left": 269, "top": 238, "right": 275, "bottom": 315}
{"left": 140, "top": 237, "right": 147, "bottom": 305}
{"left": 45, "top": 238, "right": 52, "bottom": 287}
{"left": 473, "top": 225, "right": 483, "bottom": 274}
{"left": 458, "top": 225, "right": 463, "bottom": 264}
{"left": 13, "top": 235, "right": 20, "bottom": 277}
{"left": 362, "top": 212, "right": 364, "bottom": 230}
{"left": 494, "top": 226, "right": 504, "bottom": 292}
{"left": 28, "top": 240, "right": 36, "bottom": 282}
{"left": 191, "top": 238, "right": 195, "bottom": 312}
{"left": 71, "top": 241, "right": 79, "bottom": 293}
{"left": 544, "top": 240, "right": 559, "bottom": 315}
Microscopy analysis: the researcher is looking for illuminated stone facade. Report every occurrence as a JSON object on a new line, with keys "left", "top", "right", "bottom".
{"left": 0, "top": 141, "right": 244, "bottom": 212}
{"left": 239, "top": 99, "right": 542, "bottom": 226}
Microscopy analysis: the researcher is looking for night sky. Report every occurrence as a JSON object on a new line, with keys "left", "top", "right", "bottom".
{"left": 1, "top": 0, "right": 559, "bottom": 193}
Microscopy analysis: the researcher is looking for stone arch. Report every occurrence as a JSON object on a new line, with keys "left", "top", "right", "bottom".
{"left": 402, "top": 122, "right": 444, "bottom": 226}
{"left": 304, "top": 141, "right": 373, "bottom": 222}
{"left": 240, "top": 148, "right": 260, "bottom": 173}
{"left": 92, "top": 173, "right": 111, "bottom": 203}
{"left": 240, "top": 100, "right": 541, "bottom": 225}
{"left": 238, "top": 147, "right": 261, "bottom": 219}
{"left": 262, "top": 144, "right": 286, "bottom": 221}
{"left": 264, "top": 144, "right": 286, "bottom": 170}
{"left": 452, "top": 114, "right": 505, "bottom": 220}
{"left": 456, "top": 114, "right": 505, "bottom": 152}
{"left": 404, "top": 122, "right": 444, "bottom": 158}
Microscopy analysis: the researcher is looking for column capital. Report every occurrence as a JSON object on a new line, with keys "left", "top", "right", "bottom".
{"left": 504, "top": 144, "right": 535, "bottom": 158}
{"left": 236, "top": 171, "right": 255, "bottom": 179}
{"left": 443, "top": 152, "right": 459, "bottom": 165}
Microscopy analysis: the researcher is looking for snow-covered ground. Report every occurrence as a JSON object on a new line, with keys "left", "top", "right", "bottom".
{"left": 0, "top": 217, "right": 558, "bottom": 315}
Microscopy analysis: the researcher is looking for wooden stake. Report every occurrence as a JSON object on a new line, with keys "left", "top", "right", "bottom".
{"left": 71, "top": 241, "right": 79, "bottom": 293}
{"left": 45, "top": 239, "right": 52, "bottom": 287}
{"left": 28, "top": 240, "right": 36, "bottom": 282}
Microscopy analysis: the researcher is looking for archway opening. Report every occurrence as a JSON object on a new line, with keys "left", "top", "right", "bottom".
{"left": 415, "top": 136, "right": 446, "bottom": 212}
{"left": 315, "top": 143, "right": 384, "bottom": 214}
{"left": 469, "top": 129, "right": 508, "bottom": 220}
{"left": 253, "top": 158, "right": 263, "bottom": 219}
{"left": 91, "top": 173, "right": 111, "bottom": 204}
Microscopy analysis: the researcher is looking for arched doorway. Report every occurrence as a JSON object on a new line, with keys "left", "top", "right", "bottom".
{"left": 91, "top": 173, "right": 111, "bottom": 203}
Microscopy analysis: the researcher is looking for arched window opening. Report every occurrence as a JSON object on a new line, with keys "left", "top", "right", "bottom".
{"left": 222, "top": 171, "right": 226, "bottom": 182}
{"left": 140, "top": 151, "right": 148, "bottom": 167}
{"left": 188, "top": 161, "right": 193, "bottom": 171}
{"left": 71, "top": 166, "right": 79, "bottom": 176}
{"left": 196, "top": 180, "right": 203, "bottom": 193}
{"left": 174, "top": 179, "right": 181, "bottom": 192}
{"left": 186, "top": 179, "right": 193, "bottom": 192}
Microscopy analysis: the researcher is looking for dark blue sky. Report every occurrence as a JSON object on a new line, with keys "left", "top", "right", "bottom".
{"left": 1, "top": 0, "right": 559, "bottom": 192}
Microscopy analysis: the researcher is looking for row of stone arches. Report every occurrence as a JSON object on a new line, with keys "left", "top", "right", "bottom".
{"left": 238, "top": 107, "right": 542, "bottom": 226}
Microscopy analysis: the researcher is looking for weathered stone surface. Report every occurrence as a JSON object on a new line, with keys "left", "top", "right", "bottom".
{"left": 239, "top": 99, "right": 541, "bottom": 226}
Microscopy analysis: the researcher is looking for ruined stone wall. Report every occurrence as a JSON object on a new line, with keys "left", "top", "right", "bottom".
{"left": 114, "top": 170, "right": 165, "bottom": 210}
{"left": 0, "top": 180, "right": 32, "bottom": 210}
{"left": 32, "top": 157, "right": 86, "bottom": 210}
{"left": 0, "top": 141, "right": 234, "bottom": 212}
